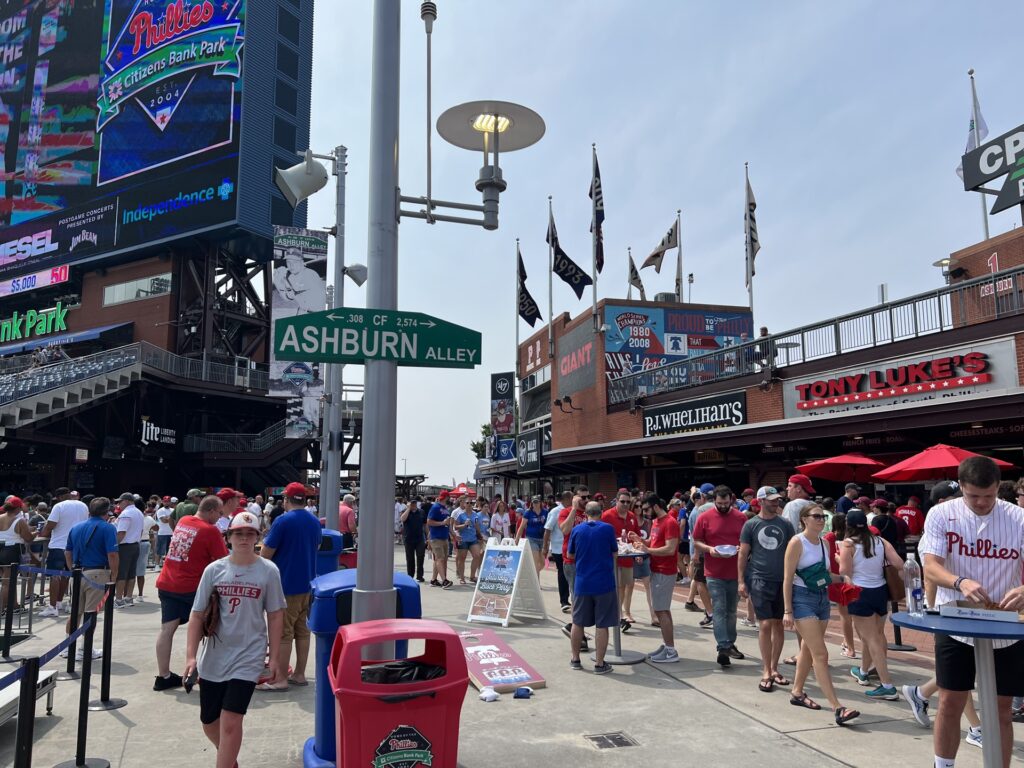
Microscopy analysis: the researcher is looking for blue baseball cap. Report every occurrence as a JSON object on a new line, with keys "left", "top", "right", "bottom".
{"left": 699, "top": 482, "right": 715, "bottom": 494}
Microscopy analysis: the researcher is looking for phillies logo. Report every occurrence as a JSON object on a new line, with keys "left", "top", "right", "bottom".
{"left": 945, "top": 532, "right": 1020, "bottom": 560}
{"left": 228, "top": 597, "right": 241, "bottom": 614}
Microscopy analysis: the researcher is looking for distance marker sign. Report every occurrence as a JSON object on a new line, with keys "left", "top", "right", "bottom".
{"left": 273, "top": 308, "right": 482, "bottom": 369}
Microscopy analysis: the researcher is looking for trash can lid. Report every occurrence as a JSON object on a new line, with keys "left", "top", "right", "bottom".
{"left": 311, "top": 568, "right": 357, "bottom": 598}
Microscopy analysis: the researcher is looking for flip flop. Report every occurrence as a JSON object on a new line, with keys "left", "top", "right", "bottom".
{"left": 650, "top": 620, "right": 661, "bottom": 627}
{"left": 287, "top": 678, "right": 310, "bottom": 686}
{"left": 782, "top": 656, "right": 798, "bottom": 666}
{"left": 790, "top": 692, "right": 821, "bottom": 710}
{"left": 771, "top": 673, "right": 791, "bottom": 686}
{"left": 255, "top": 683, "right": 289, "bottom": 692}
{"left": 758, "top": 678, "right": 775, "bottom": 693}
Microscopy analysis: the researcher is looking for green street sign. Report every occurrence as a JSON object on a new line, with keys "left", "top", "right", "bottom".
{"left": 273, "top": 308, "right": 482, "bottom": 369}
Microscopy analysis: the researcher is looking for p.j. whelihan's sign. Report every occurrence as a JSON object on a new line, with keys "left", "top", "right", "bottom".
{"left": 0, "top": 301, "right": 70, "bottom": 343}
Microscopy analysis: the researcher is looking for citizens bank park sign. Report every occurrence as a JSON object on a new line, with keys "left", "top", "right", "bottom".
{"left": 783, "top": 339, "right": 1016, "bottom": 419}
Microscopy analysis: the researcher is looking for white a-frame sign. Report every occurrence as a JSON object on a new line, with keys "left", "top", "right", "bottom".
{"left": 467, "top": 538, "right": 547, "bottom": 627}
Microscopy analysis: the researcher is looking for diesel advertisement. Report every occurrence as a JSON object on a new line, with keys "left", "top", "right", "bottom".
{"left": 0, "top": 0, "right": 244, "bottom": 279}
{"left": 642, "top": 391, "right": 747, "bottom": 438}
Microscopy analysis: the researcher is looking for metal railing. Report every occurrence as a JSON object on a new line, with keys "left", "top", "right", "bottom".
{"left": 137, "top": 343, "right": 269, "bottom": 390}
{"left": 183, "top": 419, "right": 288, "bottom": 453}
{"left": 608, "top": 264, "right": 1024, "bottom": 405}
{"left": 0, "top": 346, "right": 140, "bottom": 406}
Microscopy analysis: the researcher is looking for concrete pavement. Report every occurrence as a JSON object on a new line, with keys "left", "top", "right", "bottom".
{"left": 0, "top": 550, "right": 1018, "bottom": 767}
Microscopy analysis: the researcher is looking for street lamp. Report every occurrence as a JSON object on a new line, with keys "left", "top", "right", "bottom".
{"left": 933, "top": 258, "right": 952, "bottom": 284}
{"left": 355, "top": 0, "right": 544, "bottom": 631}
{"left": 275, "top": 146, "right": 367, "bottom": 530}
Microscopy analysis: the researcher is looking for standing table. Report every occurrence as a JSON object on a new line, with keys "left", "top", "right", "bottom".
{"left": 891, "top": 611, "right": 1024, "bottom": 768}
{"left": 591, "top": 549, "right": 647, "bottom": 665}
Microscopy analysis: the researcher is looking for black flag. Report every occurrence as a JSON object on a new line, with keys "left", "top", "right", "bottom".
{"left": 518, "top": 248, "right": 542, "bottom": 327}
{"left": 590, "top": 152, "right": 605, "bottom": 273}
{"left": 547, "top": 210, "right": 593, "bottom": 300}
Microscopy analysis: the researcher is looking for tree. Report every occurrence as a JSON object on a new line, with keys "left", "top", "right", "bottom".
{"left": 470, "top": 423, "right": 493, "bottom": 460}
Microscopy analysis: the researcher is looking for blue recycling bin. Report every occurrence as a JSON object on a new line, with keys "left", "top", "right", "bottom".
{"left": 302, "top": 569, "right": 422, "bottom": 768}
{"left": 316, "top": 529, "right": 343, "bottom": 576}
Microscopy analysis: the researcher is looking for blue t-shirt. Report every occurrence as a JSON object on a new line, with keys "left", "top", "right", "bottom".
{"left": 66, "top": 517, "right": 118, "bottom": 569}
{"left": 455, "top": 511, "right": 477, "bottom": 544}
{"left": 474, "top": 512, "right": 490, "bottom": 540}
{"left": 523, "top": 509, "right": 546, "bottom": 540}
{"left": 567, "top": 520, "right": 617, "bottom": 596}
{"left": 263, "top": 509, "right": 323, "bottom": 595}
{"left": 427, "top": 503, "right": 451, "bottom": 540}
{"left": 677, "top": 509, "right": 690, "bottom": 542}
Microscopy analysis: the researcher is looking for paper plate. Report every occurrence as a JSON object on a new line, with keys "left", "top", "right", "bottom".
{"left": 714, "top": 544, "right": 738, "bottom": 556}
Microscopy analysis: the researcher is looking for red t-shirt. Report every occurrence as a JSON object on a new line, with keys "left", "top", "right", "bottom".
{"left": 560, "top": 506, "right": 587, "bottom": 563}
{"left": 648, "top": 514, "right": 680, "bottom": 575}
{"left": 894, "top": 506, "right": 924, "bottom": 536}
{"left": 691, "top": 508, "right": 746, "bottom": 580}
{"left": 601, "top": 509, "right": 642, "bottom": 567}
{"left": 155, "top": 515, "right": 229, "bottom": 594}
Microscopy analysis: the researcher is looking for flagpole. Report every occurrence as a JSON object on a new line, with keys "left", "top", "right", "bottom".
{"left": 547, "top": 196, "right": 554, "bottom": 359}
{"left": 591, "top": 144, "right": 599, "bottom": 332}
{"left": 745, "top": 163, "right": 754, "bottom": 315}
{"left": 674, "top": 209, "right": 682, "bottom": 303}
{"left": 969, "top": 69, "right": 990, "bottom": 241}
{"left": 515, "top": 238, "right": 521, "bottom": 435}
{"left": 627, "top": 246, "right": 633, "bottom": 300}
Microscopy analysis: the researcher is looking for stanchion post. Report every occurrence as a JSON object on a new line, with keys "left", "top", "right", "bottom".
{"left": 2, "top": 563, "right": 24, "bottom": 661}
{"left": 88, "top": 582, "right": 125, "bottom": 711}
{"left": 58, "top": 568, "right": 82, "bottom": 681}
{"left": 13, "top": 655, "right": 39, "bottom": 768}
{"left": 54, "top": 613, "right": 110, "bottom": 768}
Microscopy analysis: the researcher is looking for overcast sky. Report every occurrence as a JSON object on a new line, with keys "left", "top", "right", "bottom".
{"left": 305, "top": 1, "right": 1023, "bottom": 486}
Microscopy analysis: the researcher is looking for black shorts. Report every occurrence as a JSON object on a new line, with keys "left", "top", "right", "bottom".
{"left": 159, "top": 589, "right": 196, "bottom": 625}
{"left": 693, "top": 556, "right": 707, "bottom": 584}
{"left": 116, "top": 542, "right": 140, "bottom": 581}
{"left": 199, "top": 678, "right": 257, "bottom": 724}
{"left": 935, "top": 635, "right": 1024, "bottom": 697}
{"left": 749, "top": 577, "right": 784, "bottom": 621}
{"left": 847, "top": 584, "right": 889, "bottom": 617}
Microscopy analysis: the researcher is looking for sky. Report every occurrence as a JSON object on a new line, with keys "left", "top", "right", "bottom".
{"left": 305, "top": 1, "right": 1024, "bottom": 487}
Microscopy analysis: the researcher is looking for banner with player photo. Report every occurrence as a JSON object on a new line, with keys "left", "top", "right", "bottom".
{"left": 489, "top": 372, "right": 515, "bottom": 435}
{"left": 269, "top": 226, "right": 328, "bottom": 439}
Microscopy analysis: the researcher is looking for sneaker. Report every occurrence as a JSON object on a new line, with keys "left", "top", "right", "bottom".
{"left": 728, "top": 645, "right": 745, "bottom": 660}
{"left": 415, "top": 577, "right": 425, "bottom": 583}
{"left": 647, "top": 645, "right": 666, "bottom": 659}
{"left": 593, "top": 662, "right": 612, "bottom": 675}
{"left": 850, "top": 666, "right": 871, "bottom": 686}
{"left": 580, "top": 636, "right": 590, "bottom": 652}
{"left": 76, "top": 648, "right": 102, "bottom": 661}
{"left": 679, "top": 577, "right": 691, "bottom": 586}
{"left": 153, "top": 673, "right": 183, "bottom": 691}
{"left": 560, "top": 604, "right": 571, "bottom": 614}
{"left": 740, "top": 618, "right": 758, "bottom": 628}
{"left": 135, "top": 596, "right": 144, "bottom": 603}
{"left": 113, "top": 598, "right": 126, "bottom": 609}
{"left": 1013, "top": 707, "right": 1024, "bottom": 723}
{"left": 902, "top": 685, "right": 931, "bottom": 727}
{"left": 441, "top": 580, "right": 453, "bottom": 590}
{"left": 650, "top": 648, "right": 679, "bottom": 664}
{"left": 965, "top": 726, "right": 982, "bottom": 748}
{"left": 429, "top": 579, "right": 440, "bottom": 587}
{"left": 123, "top": 597, "right": 135, "bottom": 607}
{"left": 717, "top": 650, "right": 731, "bottom": 668}
{"left": 38, "top": 605, "right": 58, "bottom": 618}
{"left": 569, "top": 658, "right": 583, "bottom": 671}
{"left": 620, "top": 618, "right": 632, "bottom": 633}
{"left": 865, "top": 684, "right": 899, "bottom": 700}
{"left": 684, "top": 601, "right": 701, "bottom": 612}
{"left": 699, "top": 613, "right": 714, "bottom": 628}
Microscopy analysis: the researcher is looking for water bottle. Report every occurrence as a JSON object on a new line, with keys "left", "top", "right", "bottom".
{"left": 904, "top": 553, "right": 924, "bottom": 617}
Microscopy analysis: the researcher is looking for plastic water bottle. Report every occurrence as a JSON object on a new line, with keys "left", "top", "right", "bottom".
{"left": 904, "top": 553, "right": 924, "bottom": 617}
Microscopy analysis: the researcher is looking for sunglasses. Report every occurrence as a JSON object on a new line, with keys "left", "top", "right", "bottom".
{"left": 806, "top": 513, "right": 827, "bottom": 521}
{"left": 580, "top": 495, "right": 590, "bottom": 499}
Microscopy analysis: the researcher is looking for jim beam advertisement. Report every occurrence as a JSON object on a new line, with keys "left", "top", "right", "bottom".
{"left": 783, "top": 339, "right": 1015, "bottom": 419}
{"left": 642, "top": 392, "right": 747, "bottom": 438}
{"left": 269, "top": 227, "right": 328, "bottom": 439}
{"left": 962, "top": 122, "right": 1024, "bottom": 215}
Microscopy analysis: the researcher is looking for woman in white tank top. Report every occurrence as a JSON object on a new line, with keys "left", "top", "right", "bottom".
{"left": 0, "top": 497, "right": 33, "bottom": 611}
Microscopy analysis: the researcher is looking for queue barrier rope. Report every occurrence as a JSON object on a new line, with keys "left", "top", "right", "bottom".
{"left": 0, "top": 613, "right": 95, "bottom": 691}
{"left": 0, "top": 660, "right": 23, "bottom": 691}
{"left": 16, "top": 565, "right": 73, "bottom": 579}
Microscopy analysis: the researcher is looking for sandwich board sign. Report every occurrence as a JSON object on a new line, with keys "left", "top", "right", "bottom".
{"left": 466, "top": 538, "right": 546, "bottom": 627}
{"left": 458, "top": 628, "right": 547, "bottom": 692}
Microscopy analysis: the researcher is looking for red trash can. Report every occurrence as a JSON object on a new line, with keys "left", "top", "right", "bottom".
{"left": 327, "top": 618, "right": 468, "bottom": 768}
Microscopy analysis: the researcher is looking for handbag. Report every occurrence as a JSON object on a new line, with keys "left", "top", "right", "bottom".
{"left": 201, "top": 590, "right": 221, "bottom": 643}
{"left": 883, "top": 563, "right": 904, "bottom": 604}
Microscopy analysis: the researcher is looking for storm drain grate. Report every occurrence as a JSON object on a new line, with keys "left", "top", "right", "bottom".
{"left": 584, "top": 732, "right": 639, "bottom": 750}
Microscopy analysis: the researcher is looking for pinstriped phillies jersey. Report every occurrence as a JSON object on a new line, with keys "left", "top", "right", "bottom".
{"left": 919, "top": 498, "right": 1024, "bottom": 648}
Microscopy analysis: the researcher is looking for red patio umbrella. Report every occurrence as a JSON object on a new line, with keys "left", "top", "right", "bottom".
{"left": 451, "top": 483, "right": 477, "bottom": 497}
{"left": 796, "top": 453, "right": 888, "bottom": 483}
{"left": 871, "top": 443, "right": 1014, "bottom": 482}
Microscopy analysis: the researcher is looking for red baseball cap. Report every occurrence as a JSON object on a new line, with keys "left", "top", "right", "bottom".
{"left": 438, "top": 490, "right": 450, "bottom": 501}
{"left": 5, "top": 496, "right": 24, "bottom": 509}
{"left": 742, "top": 488, "right": 755, "bottom": 497}
{"left": 284, "top": 482, "right": 308, "bottom": 500}
{"left": 788, "top": 474, "right": 816, "bottom": 495}
{"left": 216, "top": 487, "right": 244, "bottom": 502}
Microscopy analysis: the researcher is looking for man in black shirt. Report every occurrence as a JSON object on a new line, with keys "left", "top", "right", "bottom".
{"left": 400, "top": 498, "right": 427, "bottom": 582}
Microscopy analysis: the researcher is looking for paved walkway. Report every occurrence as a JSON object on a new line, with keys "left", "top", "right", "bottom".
{"left": 0, "top": 552, "right": 1018, "bottom": 767}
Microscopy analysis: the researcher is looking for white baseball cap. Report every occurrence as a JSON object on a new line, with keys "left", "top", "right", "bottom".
{"left": 228, "top": 511, "right": 261, "bottom": 532}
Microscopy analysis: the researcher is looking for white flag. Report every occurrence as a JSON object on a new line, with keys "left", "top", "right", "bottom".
{"left": 745, "top": 176, "right": 760, "bottom": 287}
{"left": 628, "top": 254, "right": 646, "bottom": 301}
{"left": 955, "top": 89, "right": 989, "bottom": 180}
{"left": 641, "top": 219, "right": 678, "bottom": 272}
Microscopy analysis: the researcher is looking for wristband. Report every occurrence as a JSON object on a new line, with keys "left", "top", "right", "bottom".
{"left": 953, "top": 576, "right": 966, "bottom": 593}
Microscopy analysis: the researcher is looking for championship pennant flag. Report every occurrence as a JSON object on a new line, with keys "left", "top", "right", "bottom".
{"left": 642, "top": 219, "right": 678, "bottom": 273}
{"left": 518, "top": 248, "right": 543, "bottom": 327}
{"left": 590, "top": 151, "right": 605, "bottom": 273}
{"left": 628, "top": 252, "right": 646, "bottom": 301}
{"left": 547, "top": 209, "right": 593, "bottom": 299}
{"left": 745, "top": 174, "right": 760, "bottom": 287}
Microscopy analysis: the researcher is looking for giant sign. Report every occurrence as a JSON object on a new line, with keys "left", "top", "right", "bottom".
{"left": 783, "top": 339, "right": 1017, "bottom": 419}
{"left": 0, "top": 0, "right": 244, "bottom": 278}
{"left": 603, "top": 304, "right": 752, "bottom": 382}
{"left": 643, "top": 391, "right": 747, "bottom": 438}
{"left": 555, "top": 320, "right": 596, "bottom": 398}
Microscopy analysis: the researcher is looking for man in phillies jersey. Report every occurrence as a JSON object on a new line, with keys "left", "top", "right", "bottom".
{"left": 920, "top": 456, "right": 1024, "bottom": 768}
{"left": 602, "top": 491, "right": 642, "bottom": 626}
{"left": 894, "top": 496, "right": 925, "bottom": 536}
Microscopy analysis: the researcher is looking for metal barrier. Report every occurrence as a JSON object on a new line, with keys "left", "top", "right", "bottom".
{"left": 608, "top": 264, "right": 1024, "bottom": 404}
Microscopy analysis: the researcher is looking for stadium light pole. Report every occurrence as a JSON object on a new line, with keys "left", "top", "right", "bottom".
{"left": 354, "top": 0, "right": 544, "bottom": 631}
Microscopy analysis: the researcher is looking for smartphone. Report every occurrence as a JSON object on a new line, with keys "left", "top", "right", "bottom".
{"left": 184, "top": 669, "right": 198, "bottom": 694}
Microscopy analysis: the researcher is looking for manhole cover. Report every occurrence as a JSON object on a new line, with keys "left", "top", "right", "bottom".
{"left": 584, "top": 732, "right": 639, "bottom": 749}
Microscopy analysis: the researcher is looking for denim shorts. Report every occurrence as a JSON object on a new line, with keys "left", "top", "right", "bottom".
{"left": 792, "top": 584, "right": 831, "bottom": 621}
{"left": 632, "top": 557, "right": 651, "bottom": 579}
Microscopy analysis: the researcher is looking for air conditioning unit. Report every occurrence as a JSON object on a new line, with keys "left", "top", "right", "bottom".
{"left": 654, "top": 292, "right": 679, "bottom": 303}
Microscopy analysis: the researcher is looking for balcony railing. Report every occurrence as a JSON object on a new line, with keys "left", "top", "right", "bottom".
{"left": 608, "top": 264, "right": 1024, "bottom": 405}
{"left": 184, "top": 420, "right": 288, "bottom": 453}
{"left": 0, "top": 346, "right": 141, "bottom": 406}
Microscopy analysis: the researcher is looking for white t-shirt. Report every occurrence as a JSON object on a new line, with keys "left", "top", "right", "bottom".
{"left": 156, "top": 506, "right": 174, "bottom": 536}
{"left": 544, "top": 503, "right": 565, "bottom": 550}
{"left": 47, "top": 499, "right": 89, "bottom": 549}
{"left": 116, "top": 505, "right": 145, "bottom": 544}
{"left": 247, "top": 502, "right": 262, "bottom": 517}
{"left": 919, "top": 497, "right": 1024, "bottom": 648}
{"left": 141, "top": 514, "right": 158, "bottom": 540}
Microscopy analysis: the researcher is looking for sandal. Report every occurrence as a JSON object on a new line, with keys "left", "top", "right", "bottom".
{"left": 782, "top": 656, "right": 798, "bottom": 666}
{"left": 651, "top": 619, "right": 661, "bottom": 627}
{"left": 834, "top": 706, "right": 860, "bottom": 726}
{"left": 790, "top": 692, "right": 821, "bottom": 710}
{"left": 840, "top": 644, "right": 857, "bottom": 659}
{"left": 771, "top": 673, "right": 791, "bottom": 686}
{"left": 459, "top": 578, "right": 467, "bottom": 585}
{"left": 758, "top": 678, "right": 775, "bottom": 693}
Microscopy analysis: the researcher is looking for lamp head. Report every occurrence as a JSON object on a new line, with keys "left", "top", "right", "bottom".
{"left": 436, "top": 100, "right": 545, "bottom": 152}
{"left": 343, "top": 263, "right": 368, "bottom": 287}
{"left": 275, "top": 149, "right": 329, "bottom": 208}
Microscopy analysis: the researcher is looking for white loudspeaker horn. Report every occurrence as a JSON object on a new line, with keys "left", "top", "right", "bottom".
{"left": 275, "top": 149, "right": 329, "bottom": 208}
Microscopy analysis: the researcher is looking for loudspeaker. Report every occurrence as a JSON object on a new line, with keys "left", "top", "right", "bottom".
{"left": 275, "top": 149, "right": 329, "bottom": 208}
